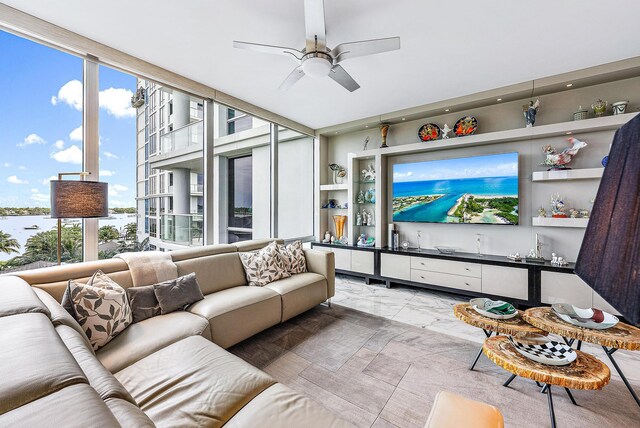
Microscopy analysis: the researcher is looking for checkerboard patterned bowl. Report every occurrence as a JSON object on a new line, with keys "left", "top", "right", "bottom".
{"left": 508, "top": 336, "right": 577, "bottom": 366}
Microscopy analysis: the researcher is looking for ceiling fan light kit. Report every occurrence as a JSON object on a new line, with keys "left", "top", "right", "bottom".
{"left": 233, "top": 0, "right": 400, "bottom": 92}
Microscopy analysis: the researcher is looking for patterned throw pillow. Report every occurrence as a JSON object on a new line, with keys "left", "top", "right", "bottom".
{"left": 68, "top": 270, "right": 132, "bottom": 351}
{"left": 239, "top": 242, "right": 291, "bottom": 286}
{"left": 277, "top": 240, "right": 308, "bottom": 274}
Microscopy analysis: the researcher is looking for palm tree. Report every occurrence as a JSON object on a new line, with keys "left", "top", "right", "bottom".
{"left": 0, "top": 231, "right": 20, "bottom": 255}
{"left": 123, "top": 222, "right": 137, "bottom": 241}
{"left": 99, "top": 225, "right": 120, "bottom": 243}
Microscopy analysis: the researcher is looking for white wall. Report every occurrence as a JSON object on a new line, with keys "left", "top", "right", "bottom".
{"left": 252, "top": 145, "right": 271, "bottom": 238}
{"left": 278, "top": 135, "right": 314, "bottom": 239}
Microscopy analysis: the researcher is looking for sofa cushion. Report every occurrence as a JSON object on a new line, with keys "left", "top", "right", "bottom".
{"left": 0, "top": 384, "right": 121, "bottom": 428}
{"left": 56, "top": 324, "right": 136, "bottom": 405}
{"left": 239, "top": 242, "right": 291, "bottom": 286}
{"left": 115, "top": 336, "right": 276, "bottom": 428}
{"left": 175, "top": 252, "right": 247, "bottom": 294}
{"left": 127, "top": 284, "right": 161, "bottom": 323}
{"left": 233, "top": 238, "right": 283, "bottom": 252}
{"left": 266, "top": 273, "right": 328, "bottom": 321}
{"left": 96, "top": 311, "right": 210, "bottom": 373}
{"left": 105, "top": 397, "right": 155, "bottom": 428}
{"left": 277, "top": 240, "right": 308, "bottom": 274}
{"left": 153, "top": 272, "right": 204, "bottom": 314}
{"left": 68, "top": 270, "right": 132, "bottom": 351}
{"left": 188, "top": 286, "right": 282, "bottom": 348}
{"left": 225, "top": 383, "right": 353, "bottom": 428}
{"left": 0, "top": 275, "right": 50, "bottom": 318}
{"left": 0, "top": 313, "right": 87, "bottom": 414}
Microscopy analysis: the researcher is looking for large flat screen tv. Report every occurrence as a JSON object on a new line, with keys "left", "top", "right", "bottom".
{"left": 392, "top": 152, "right": 519, "bottom": 225}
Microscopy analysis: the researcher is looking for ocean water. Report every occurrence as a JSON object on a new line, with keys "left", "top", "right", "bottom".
{"left": 0, "top": 214, "right": 137, "bottom": 261}
{"left": 393, "top": 176, "right": 518, "bottom": 223}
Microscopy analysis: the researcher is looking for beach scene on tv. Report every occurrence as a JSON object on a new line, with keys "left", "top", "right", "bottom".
{"left": 392, "top": 152, "right": 519, "bottom": 225}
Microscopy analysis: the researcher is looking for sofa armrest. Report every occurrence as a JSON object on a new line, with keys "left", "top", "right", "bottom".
{"left": 303, "top": 249, "right": 335, "bottom": 299}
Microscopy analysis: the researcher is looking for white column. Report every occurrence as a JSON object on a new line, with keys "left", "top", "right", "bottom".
{"left": 83, "top": 58, "right": 99, "bottom": 261}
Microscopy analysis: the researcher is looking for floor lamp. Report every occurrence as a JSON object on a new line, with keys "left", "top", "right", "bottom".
{"left": 50, "top": 172, "right": 108, "bottom": 265}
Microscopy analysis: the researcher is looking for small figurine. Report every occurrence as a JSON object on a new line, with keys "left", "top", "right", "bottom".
{"left": 541, "top": 137, "right": 588, "bottom": 170}
{"left": 356, "top": 190, "right": 365, "bottom": 204}
{"left": 379, "top": 124, "right": 390, "bottom": 148}
{"left": 329, "top": 163, "right": 345, "bottom": 184}
{"left": 361, "top": 164, "right": 376, "bottom": 182}
{"left": 365, "top": 188, "right": 376, "bottom": 203}
{"left": 323, "top": 231, "right": 331, "bottom": 243}
{"left": 551, "top": 254, "right": 568, "bottom": 266}
{"left": 327, "top": 199, "right": 337, "bottom": 209}
{"left": 550, "top": 194, "right": 567, "bottom": 218}
{"left": 523, "top": 98, "right": 540, "bottom": 127}
{"left": 361, "top": 210, "right": 368, "bottom": 226}
{"left": 556, "top": 257, "right": 568, "bottom": 266}
{"left": 591, "top": 99, "right": 608, "bottom": 117}
{"left": 363, "top": 136, "right": 370, "bottom": 151}
{"left": 527, "top": 249, "right": 537, "bottom": 259}
{"left": 441, "top": 124, "right": 452, "bottom": 139}
{"left": 507, "top": 252, "right": 522, "bottom": 262}
{"left": 538, "top": 207, "right": 547, "bottom": 218}
{"left": 579, "top": 209, "right": 589, "bottom": 218}
{"left": 612, "top": 100, "right": 629, "bottom": 115}
{"left": 568, "top": 208, "right": 580, "bottom": 218}
{"left": 358, "top": 234, "right": 366, "bottom": 246}
{"left": 330, "top": 236, "right": 335, "bottom": 244}
{"left": 551, "top": 253, "right": 558, "bottom": 264}
{"left": 356, "top": 212, "right": 362, "bottom": 226}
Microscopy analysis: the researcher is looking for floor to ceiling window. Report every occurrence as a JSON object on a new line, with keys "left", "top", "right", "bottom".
{"left": 0, "top": 29, "right": 84, "bottom": 272}
{"left": 227, "top": 156, "right": 253, "bottom": 242}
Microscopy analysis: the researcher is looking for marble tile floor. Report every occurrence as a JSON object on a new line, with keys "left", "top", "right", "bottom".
{"left": 228, "top": 278, "right": 640, "bottom": 427}
{"left": 333, "top": 274, "right": 640, "bottom": 385}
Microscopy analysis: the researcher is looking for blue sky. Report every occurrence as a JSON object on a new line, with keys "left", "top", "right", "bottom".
{"left": 0, "top": 30, "right": 136, "bottom": 208}
{"left": 393, "top": 152, "right": 518, "bottom": 182}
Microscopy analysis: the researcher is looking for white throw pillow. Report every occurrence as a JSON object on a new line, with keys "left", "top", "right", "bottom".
{"left": 68, "top": 270, "right": 132, "bottom": 350}
{"left": 277, "top": 240, "right": 308, "bottom": 275}
{"left": 239, "top": 242, "right": 291, "bottom": 286}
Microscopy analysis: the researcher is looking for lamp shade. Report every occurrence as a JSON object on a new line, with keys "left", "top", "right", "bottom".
{"left": 50, "top": 180, "right": 109, "bottom": 219}
{"left": 574, "top": 114, "right": 640, "bottom": 325}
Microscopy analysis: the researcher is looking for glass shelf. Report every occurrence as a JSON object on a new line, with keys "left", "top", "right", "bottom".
{"left": 355, "top": 181, "right": 375, "bottom": 184}
{"left": 355, "top": 224, "right": 375, "bottom": 227}
{"left": 353, "top": 202, "right": 375, "bottom": 205}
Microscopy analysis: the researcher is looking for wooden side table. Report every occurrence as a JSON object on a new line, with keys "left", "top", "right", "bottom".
{"left": 523, "top": 306, "right": 640, "bottom": 407}
{"left": 453, "top": 303, "right": 546, "bottom": 370}
{"left": 484, "top": 336, "right": 610, "bottom": 428}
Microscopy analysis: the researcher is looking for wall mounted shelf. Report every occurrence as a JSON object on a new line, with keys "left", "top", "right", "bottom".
{"left": 532, "top": 168, "right": 604, "bottom": 182}
{"left": 532, "top": 217, "right": 589, "bottom": 228}
{"left": 319, "top": 183, "right": 348, "bottom": 191}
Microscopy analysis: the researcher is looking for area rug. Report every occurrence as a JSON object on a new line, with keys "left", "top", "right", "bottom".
{"left": 229, "top": 304, "right": 639, "bottom": 427}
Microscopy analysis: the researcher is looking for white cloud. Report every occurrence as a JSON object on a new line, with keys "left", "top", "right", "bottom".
{"left": 51, "top": 145, "right": 82, "bottom": 164}
{"left": 69, "top": 125, "right": 83, "bottom": 141}
{"left": 100, "top": 170, "right": 115, "bottom": 177}
{"left": 18, "top": 166, "right": 27, "bottom": 170}
{"left": 30, "top": 189, "right": 49, "bottom": 203}
{"left": 109, "top": 199, "right": 125, "bottom": 207}
{"left": 42, "top": 175, "right": 57, "bottom": 186}
{"left": 3, "top": 162, "right": 11, "bottom": 167}
{"left": 54, "top": 140, "right": 65, "bottom": 149}
{"left": 393, "top": 171, "right": 413, "bottom": 180}
{"left": 99, "top": 87, "right": 135, "bottom": 118}
{"left": 108, "top": 184, "right": 128, "bottom": 197}
{"left": 51, "top": 79, "right": 82, "bottom": 110}
{"left": 103, "top": 151, "right": 119, "bottom": 159}
{"left": 7, "top": 175, "right": 28, "bottom": 184}
{"left": 52, "top": 80, "right": 135, "bottom": 118}
{"left": 17, "top": 133, "right": 46, "bottom": 148}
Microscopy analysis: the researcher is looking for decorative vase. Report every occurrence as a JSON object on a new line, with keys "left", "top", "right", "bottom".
{"left": 612, "top": 101, "right": 629, "bottom": 115}
{"left": 591, "top": 99, "right": 608, "bottom": 117}
{"left": 333, "top": 215, "right": 347, "bottom": 240}
{"left": 379, "top": 124, "right": 390, "bottom": 148}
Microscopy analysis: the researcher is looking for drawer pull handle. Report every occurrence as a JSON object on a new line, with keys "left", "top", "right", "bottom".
{"left": 465, "top": 268, "right": 470, "bottom": 271}
{"left": 465, "top": 282, "right": 470, "bottom": 286}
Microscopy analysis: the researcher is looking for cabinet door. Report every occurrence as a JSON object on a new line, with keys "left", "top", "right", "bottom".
{"left": 380, "top": 253, "right": 411, "bottom": 281}
{"left": 329, "top": 248, "right": 351, "bottom": 271}
{"left": 481, "top": 265, "right": 528, "bottom": 300}
{"left": 541, "top": 271, "right": 592, "bottom": 307}
{"left": 351, "top": 250, "right": 374, "bottom": 275}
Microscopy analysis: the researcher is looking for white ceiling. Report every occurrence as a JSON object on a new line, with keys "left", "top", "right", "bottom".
{"left": 5, "top": 0, "right": 640, "bottom": 129}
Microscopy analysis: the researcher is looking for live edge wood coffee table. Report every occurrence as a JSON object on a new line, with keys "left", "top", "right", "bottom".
{"left": 523, "top": 306, "right": 640, "bottom": 407}
{"left": 454, "top": 303, "right": 546, "bottom": 370}
{"left": 484, "top": 336, "right": 610, "bottom": 428}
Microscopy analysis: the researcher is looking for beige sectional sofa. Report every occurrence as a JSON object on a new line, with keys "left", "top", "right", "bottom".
{"left": 0, "top": 239, "right": 351, "bottom": 427}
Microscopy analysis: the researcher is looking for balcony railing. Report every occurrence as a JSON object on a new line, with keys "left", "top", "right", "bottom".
{"left": 161, "top": 213, "right": 203, "bottom": 246}
{"left": 160, "top": 121, "right": 203, "bottom": 155}
{"left": 131, "top": 87, "right": 145, "bottom": 108}
{"left": 191, "top": 184, "right": 203, "bottom": 194}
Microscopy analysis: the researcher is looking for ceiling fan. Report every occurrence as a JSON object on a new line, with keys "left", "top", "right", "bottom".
{"left": 233, "top": 0, "right": 400, "bottom": 92}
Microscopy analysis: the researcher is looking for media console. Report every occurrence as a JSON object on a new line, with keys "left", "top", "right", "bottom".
{"left": 311, "top": 242, "right": 619, "bottom": 313}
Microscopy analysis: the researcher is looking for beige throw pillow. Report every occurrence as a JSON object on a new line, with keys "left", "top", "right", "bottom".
{"left": 277, "top": 240, "right": 307, "bottom": 275}
{"left": 69, "top": 270, "right": 132, "bottom": 350}
{"left": 239, "top": 242, "right": 291, "bottom": 286}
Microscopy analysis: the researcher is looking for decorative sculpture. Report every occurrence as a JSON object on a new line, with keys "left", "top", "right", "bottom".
{"left": 356, "top": 212, "right": 362, "bottom": 226}
{"left": 329, "top": 163, "right": 347, "bottom": 184}
{"left": 332, "top": 215, "right": 347, "bottom": 240}
{"left": 538, "top": 207, "right": 547, "bottom": 217}
{"left": 361, "top": 164, "right": 376, "bottom": 182}
{"left": 550, "top": 194, "right": 567, "bottom": 218}
{"left": 363, "top": 136, "right": 370, "bottom": 151}
{"left": 523, "top": 98, "right": 540, "bottom": 127}
{"left": 541, "top": 137, "right": 588, "bottom": 170}
{"left": 591, "top": 99, "right": 608, "bottom": 117}
{"left": 379, "top": 124, "right": 390, "bottom": 148}
{"left": 356, "top": 190, "right": 365, "bottom": 204}
{"left": 441, "top": 124, "right": 452, "bottom": 139}
{"left": 322, "top": 231, "right": 331, "bottom": 243}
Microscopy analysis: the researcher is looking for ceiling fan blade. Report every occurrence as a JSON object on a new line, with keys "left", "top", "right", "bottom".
{"left": 304, "top": 0, "right": 327, "bottom": 52}
{"left": 278, "top": 67, "right": 305, "bottom": 91}
{"left": 233, "top": 41, "right": 302, "bottom": 61}
{"left": 329, "top": 65, "right": 360, "bottom": 92}
{"left": 331, "top": 37, "right": 400, "bottom": 63}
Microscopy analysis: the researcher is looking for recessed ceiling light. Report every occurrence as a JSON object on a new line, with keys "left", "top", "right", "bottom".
{"left": 365, "top": 125, "right": 369, "bottom": 128}
{"left": 566, "top": 83, "right": 573, "bottom": 87}
{"left": 497, "top": 98, "right": 502, "bottom": 102}
{"left": 335, "top": 131, "right": 338, "bottom": 134}
{"left": 402, "top": 117, "right": 406, "bottom": 121}
{"left": 566, "top": 131, "right": 572, "bottom": 135}
{"left": 445, "top": 109, "right": 450, "bottom": 112}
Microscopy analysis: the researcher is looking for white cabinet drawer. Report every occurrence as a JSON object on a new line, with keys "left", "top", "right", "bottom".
{"left": 381, "top": 253, "right": 411, "bottom": 281}
{"left": 329, "top": 248, "right": 351, "bottom": 271}
{"left": 420, "top": 258, "right": 481, "bottom": 278}
{"left": 351, "top": 250, "right": 374, "bottom": 275}
{"left": 411, "top": 269, "right": 482, "bottom": 293}
{"left": 481, "top": 265, "right": 528, "bottom": 300}
{"left": 541, "top": 271, "right": 592, "bottom": 307}
{"left": 410, "top": 257, "right": 430, "bottom": 271}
